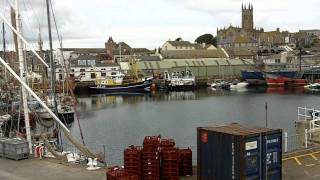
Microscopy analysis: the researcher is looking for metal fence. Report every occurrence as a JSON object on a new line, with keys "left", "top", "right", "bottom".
{"left": 283, "top": 130, "right": 320, "bottom": 153}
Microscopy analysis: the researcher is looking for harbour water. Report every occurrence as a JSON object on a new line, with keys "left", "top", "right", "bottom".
{"left": 66, "top": 87, "right": 320, "bottom": 165}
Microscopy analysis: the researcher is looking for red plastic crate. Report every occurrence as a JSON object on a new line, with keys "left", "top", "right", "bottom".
{"left": 143, "top": 135, "right": 161, "bottom": 149}
{"left": 162, "top": 148, "right": 179, "bottom": 161}
{"left": 116, "top": 174, "right": 139, "bottom": 180}
{"left": 106, "top": 167, "right": 126, "bottom": 180}
{"left": 160, "top": 138, "right": 175, "bottom": 151}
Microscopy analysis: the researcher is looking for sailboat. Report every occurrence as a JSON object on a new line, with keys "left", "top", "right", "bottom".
{"left": 0, "top": 0, "right": 102, "bottom": 161}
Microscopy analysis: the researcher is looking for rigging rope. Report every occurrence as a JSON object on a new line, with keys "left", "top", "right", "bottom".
{"left": 50, "top": 0, "right": 86, "bottom": 145}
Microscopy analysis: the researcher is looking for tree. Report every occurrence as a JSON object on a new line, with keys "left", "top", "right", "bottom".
{"left": 175, "top": 37, "right": 183, "bottom": 41}
{"left": 195, "top": 34, "right": 217, "bottom": 46}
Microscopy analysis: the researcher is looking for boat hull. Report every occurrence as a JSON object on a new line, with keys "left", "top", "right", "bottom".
{"left": 241, "top": 70, "right": 299, "bottom": 86}
{"left": 58, "top": 112, "right": 74, "bottom": 124}
{"left": 89, "top": 81, "right": 152, "bottom": 94}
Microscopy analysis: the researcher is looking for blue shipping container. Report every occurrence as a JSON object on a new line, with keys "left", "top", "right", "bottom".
{"left": 197, "top": 123, "right": 282, "bottom": 180}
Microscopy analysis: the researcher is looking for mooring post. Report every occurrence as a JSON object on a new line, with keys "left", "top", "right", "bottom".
{"left": 103, "top": 145, "right": 106, "bottom": 167}
{"left": 284, "top": 132, "right": 288, "bottom": 153}
{"left": 305, "top": 129, "right": 308, "bottom": 148}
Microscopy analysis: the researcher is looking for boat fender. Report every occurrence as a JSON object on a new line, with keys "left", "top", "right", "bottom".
{"left": 35, "top": 145, "right": 44, "bottom": 158}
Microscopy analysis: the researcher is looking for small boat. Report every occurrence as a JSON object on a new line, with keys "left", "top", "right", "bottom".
{"left": 89, "top": 71, "right": 152, "bottom": 94}
{"left": 210, "top": 79, "right": 230, "bottom": 90}
{"left": 304, "top": 83, "right": 320, "bottom": 91}
{"left": 164, "top": 69, "right": 196, "bottom": 91}
{"left": 230, "top": 80, "right": 249, "bottom": 90}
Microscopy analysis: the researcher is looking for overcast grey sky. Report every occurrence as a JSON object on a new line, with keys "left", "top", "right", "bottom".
{"left": 1, "top": 0, "right": 320, "bottom": 49}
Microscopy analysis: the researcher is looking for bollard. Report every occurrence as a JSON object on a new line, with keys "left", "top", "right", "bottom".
{"left": 305, "top": 129, "right": 308, "bottom": 148}
{"left": 284, "top": 132, "right": 288, "bottom": 153}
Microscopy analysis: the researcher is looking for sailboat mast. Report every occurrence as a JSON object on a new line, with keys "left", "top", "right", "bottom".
{"left": 2, "top": 22, "right": 7, "bottom": 81}
{"left": 15, "top": 0, "right": 32, "bottom": 154}
{"left": 46, "top": 0, "right": 57, "bottom": 112}
{"left": 2, "top": 23, "right": 5, "bottom": 61}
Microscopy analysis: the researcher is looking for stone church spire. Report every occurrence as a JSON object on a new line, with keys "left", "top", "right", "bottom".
{"left": 242, "top": 3, "right": 254, "bottom": 31}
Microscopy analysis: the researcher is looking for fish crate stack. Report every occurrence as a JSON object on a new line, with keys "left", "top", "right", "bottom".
{"left": 161, "top": 148, "right": 179, "bottom": 180}
{"left": 108, "top": 135, "right": 193, "bottom": 180}
{"left": 142, "top": 136, "right": 161, "bottom": 180}
{"left": 124, "top": 146, "right": 142, "bottom": 180}
{"left": 178, "top": 148, "right": 193, "bottom": 176}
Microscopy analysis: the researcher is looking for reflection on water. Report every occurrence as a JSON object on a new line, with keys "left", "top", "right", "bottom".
{"left": 71, "top": 87, "right": 320, "bottom": 165}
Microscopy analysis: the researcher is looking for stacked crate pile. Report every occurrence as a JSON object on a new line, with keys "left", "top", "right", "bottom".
{"left": 161, "top": 147, "right": 179, "bottom": 180}
{"left": 142, "top": 136, "right": 161, "bottom": 180}
{"left": 179, "top": 148, "right": 193, "bottom": 176}
{"left": 124, "top": 146, "right": 142, "bottom": 180}
{"left": 106, "top": 135, "right": 193, "bottom": 180}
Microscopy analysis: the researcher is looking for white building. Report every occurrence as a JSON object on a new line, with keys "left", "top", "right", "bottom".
{"left": 55, "top": 55, "right": 120, "bottom": 82}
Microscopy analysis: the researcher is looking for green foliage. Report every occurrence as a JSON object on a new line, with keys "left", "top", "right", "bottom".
{"left": 175, "top": 37, "right": 183, "bottom": 41}
{"left": 195, "top": 34, "right": 217, "bottom": 46}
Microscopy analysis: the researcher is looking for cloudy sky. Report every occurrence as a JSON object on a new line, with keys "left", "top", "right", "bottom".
{"left": 1, "top": 0, "right": 320, "bottom": 50}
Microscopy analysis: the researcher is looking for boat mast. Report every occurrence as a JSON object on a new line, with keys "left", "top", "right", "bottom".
{"left": 15, "top": 0, "right": 32, "bottom": 154}
{"left": 46, "top": 0, "right": 58, "bottom": 113}
{"left": 2, "top": 22, "right": 7, "bottom": 81}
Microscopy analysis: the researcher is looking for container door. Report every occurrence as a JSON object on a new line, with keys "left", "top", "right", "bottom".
{"left": 198, "top": 130, "right": 235, "bottom": 180}
{"left": 245, "top": 136, "right": 261, "bottom": 180}
{"left": 262, "top": 132, "right": 282, "bottom": 180}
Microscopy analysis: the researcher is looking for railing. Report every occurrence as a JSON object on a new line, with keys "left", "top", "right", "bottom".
{"left": 283, "top": 129, "right": 320, "bottom": 153}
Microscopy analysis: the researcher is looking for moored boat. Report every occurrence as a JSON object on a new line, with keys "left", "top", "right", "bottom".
{"left": 89, "top": 71, "right": 152, "bottom": 93}
{"left": 241, "top": 70, "right": 300, "bottom": 86}
{"left": 304, "top": 83, "right": 320, "bottom": 91}
{"left": 164, "top": 69, "right": 196, "bottom": 91}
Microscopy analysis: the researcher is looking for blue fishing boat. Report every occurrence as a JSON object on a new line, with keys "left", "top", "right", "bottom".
{"left": 241, "top": 70, "right": 300, "bottom": 85}
{"left": 89, "top": 71, "right": 153, "bottom": 94}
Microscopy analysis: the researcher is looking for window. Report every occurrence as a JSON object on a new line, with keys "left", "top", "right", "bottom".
{"left": 80, "top": 69, "right": 85, "bottom": 72}
{"left": 59, "top": 74, "right": 63, "bottom": 80}
{"left": 101, "top": 72, "right": 106, "bottom": 77}
{"left": 71, "top": 69, "right": 75, "bottom": 72}
{"left": 69, "top": 74, "right": 75, "bottom": 77}
{"left": 91, "top": 73, "right": 96, "bottom": 79}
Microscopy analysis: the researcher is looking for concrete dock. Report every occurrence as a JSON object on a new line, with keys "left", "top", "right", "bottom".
{"left": 2, "top": 152, "right": 320, "bottom": 180}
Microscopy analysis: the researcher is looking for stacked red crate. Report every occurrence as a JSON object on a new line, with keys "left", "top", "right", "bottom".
{"left": 116, "top": 174, "right": 139, "bottom": 180}
{"left": 106, "top": 167, "right": 126, "bottom": 180}
{"left": 143, "top": 135, "right": 161, "bottom": 150}
{"left": 142, "top": 146, "right": 160, "bottom": 180}
{"left": 179, "top": 148, "right": 193, "bottom": 176}
{"left": 160, "top": 138, "right": 175, "bottom": 152}
{"left": 161, "top": 148, "right": 179, "bottom": 180}
{"left": 124, "top": 146, "right": 142, "bottom": 180}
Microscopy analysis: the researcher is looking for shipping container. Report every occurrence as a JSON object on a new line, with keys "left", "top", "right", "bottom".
{"left": 197, "top": 123, "right": 282, "bottom": 180}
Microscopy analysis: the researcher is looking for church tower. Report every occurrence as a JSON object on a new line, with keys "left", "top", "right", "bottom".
{"left": 242, "top": 3, "right": 254, "bottom": 31}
